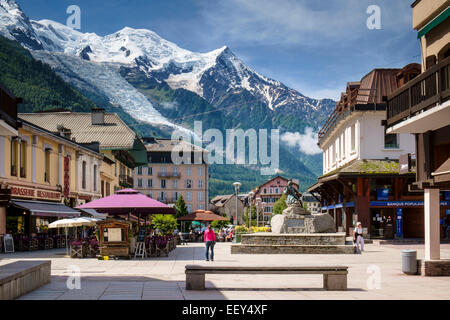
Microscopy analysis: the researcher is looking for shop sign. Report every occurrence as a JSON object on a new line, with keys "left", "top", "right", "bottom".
{"left": 11, "top": 186, "right": 61, "bottom": 201}
{"left": 396, "top": 208, "right": 403, "bottom": 238}
{"left": 371, "top": 200, "right": 450, "bottom": 207}
{"left": 444, "top": 191, "right": 450, "bottom": 201}
{"left": 64, "top": 156, "right": 70, "bottom": 198}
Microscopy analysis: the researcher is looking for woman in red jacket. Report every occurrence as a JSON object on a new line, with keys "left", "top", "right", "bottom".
{"left": 204, "top": 225, "right": 216, "bottom": 261}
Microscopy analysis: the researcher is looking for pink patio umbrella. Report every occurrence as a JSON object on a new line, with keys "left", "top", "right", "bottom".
{"left": 76, "top": 189, "right": 175, "bottom": 216}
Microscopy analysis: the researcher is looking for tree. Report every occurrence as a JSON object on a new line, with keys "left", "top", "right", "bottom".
{"left": 151, "top": 214, "right": 178, "bottom": 235}
{"left": 303, "top": 201, "right": 310, "bottom": 213}
{"left": 175, "top": 195, "right": 188, "bottom": 219}
{"left": 174, "top": 195, "right": 189, "bottom": 230}
{"left": 273, "top": 194, "right": 287, "bottom": 215}
{"left": 243, "top": 205, "right": 257, "bottom": 226}
{"left": 211, "top": 218, "right": 230, "bottom": 230}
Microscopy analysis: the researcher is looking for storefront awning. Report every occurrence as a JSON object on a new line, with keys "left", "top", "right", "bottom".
{"left": 417, "top": 7, "right": 450, "bottom": 39}
{"left": 11, "top": 200, "right": 80, "bottom": 218}
{"left": 78, "top": 208, "right": 107, "bottom": 220}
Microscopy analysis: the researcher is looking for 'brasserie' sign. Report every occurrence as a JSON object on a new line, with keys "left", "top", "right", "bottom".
{"left": 11, "top": 186, "right": 61, "bottom": 201}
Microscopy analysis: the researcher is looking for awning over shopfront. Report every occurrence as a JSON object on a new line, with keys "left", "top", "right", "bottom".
{"left": 10, "top": 200, "right": 80, "bottom": 218}
{"left": 78, "top": 208, "right": 107, "bottom": 220}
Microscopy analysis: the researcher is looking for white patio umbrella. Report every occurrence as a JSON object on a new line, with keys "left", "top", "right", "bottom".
{"left": 49, "top": 217, "right": 99, "bottom": 256}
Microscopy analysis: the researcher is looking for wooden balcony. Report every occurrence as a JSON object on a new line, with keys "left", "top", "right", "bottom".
{"left": 386, "top": 56, "right": 450, "bottom": 127}
{"left": 157, "top": 172, "right": 181, "bottom": 178}
{"left": 119, "top": 175, "right": 134, "bottom": 188}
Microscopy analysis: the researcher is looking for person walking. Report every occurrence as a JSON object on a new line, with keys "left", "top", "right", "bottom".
{"left": 204, "top": 225, "right": 216, "bottom": 261}
{"left": 353, "top": 222, "right": 364, "bottom": 253}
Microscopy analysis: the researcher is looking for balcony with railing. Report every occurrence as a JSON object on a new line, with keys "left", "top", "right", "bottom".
{"left": 318, "top": 88, "right": 384, "bottom": 143}
{"left": 157, "top": 171, "right": 181, "bottom": 178}
{"left": 386, "top": 56, "right": 450, "bottom": 127}
{"left": 119, "top": 174, "right": 134, "bottom": 188}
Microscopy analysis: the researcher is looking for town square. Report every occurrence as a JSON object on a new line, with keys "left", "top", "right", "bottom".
{"left": 0, "top": 0, "right": 449, "bottom": 309}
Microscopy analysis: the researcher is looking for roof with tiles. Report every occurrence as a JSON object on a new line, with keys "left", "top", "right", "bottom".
{"left": 18, "top": 112, "right": 137, "bottom": 149}
{"left": 144, "top": 138, "right": 207, "bottom": 153}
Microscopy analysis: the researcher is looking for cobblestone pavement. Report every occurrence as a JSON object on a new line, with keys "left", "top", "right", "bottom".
{"left": 1, "top": 242, "right": 449, "bottom": 300}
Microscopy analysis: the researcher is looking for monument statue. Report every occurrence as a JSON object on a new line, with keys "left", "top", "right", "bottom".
{"left": 271, "top": 179, "right": 335, "bottom": 234}
{"left": 283, "top": 179, "right": 303, "bottom": 207}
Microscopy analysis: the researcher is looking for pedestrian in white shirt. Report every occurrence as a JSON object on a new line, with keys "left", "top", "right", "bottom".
{"left": 353, "top": 222, "right": 364, "bottom": 253}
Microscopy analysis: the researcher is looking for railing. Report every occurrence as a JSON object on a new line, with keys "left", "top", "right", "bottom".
{"left": 119, "top": 175, "right": 134, "bottom": 187}
{"left": 386, "top": 56, "right": 450, "bottom": 127}
{"left": 157, "top": 172, "right": 181, "bottom": 178}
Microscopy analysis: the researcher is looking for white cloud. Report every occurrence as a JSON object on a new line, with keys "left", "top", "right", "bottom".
{"left": 197, "top": 0, "right": 412, "bottom": 48}
{"left": 281, "top": 127, "right": 321, "bottom": 155}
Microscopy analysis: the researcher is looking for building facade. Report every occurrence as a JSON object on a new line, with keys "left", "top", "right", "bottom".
{"left": 308, "top": 65, "right": 450, "bottom": 238}
{"left": 133, "top": 138, "right": 209, "bottom": 213}
{"left": 19, "top": 108, "right": 147, "bottom": 201}
{"left": 302, "top": 192, "right": 321, "bottom": 214}
{"left": 0, "top": 87, "right": 104, "bottom": 236}
{"left": 210, "top": 194, "right": 244, "bottom": 224}
{"left": 251, "top": 176, "right": 299, "bottom": 223}
{"left": 385, "top": 0, "right": 450, "bottom": 264}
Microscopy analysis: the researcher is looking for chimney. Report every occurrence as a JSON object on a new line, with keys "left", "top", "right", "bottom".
{"left": 56, "top": 125, "right": 71, "bottom": 139}
{"left": 91, "top": 108, "right": 105, "bottom": 125}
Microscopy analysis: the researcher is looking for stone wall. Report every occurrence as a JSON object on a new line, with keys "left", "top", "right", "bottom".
{"left": 418, "top": 259, "right": 450, "bottom": 276}
{"left": 0, "top": 260, "right": 51, "bottom": 300}
{"left": 241, "top": 233, "right": 346, "bottom": 246}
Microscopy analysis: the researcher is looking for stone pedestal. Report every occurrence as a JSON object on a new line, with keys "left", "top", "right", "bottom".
{"left": 271, "top": 206, "right": 335, "bottom": 234}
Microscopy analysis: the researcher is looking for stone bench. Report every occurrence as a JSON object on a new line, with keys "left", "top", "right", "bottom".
{"left": 185, "top": 265, "right": 348, "bottom": 291}
{"left": 0, "top": 260, "right": 51, "bottom": 300}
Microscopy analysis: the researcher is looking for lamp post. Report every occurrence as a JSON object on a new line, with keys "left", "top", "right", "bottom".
{"left": 256, "top": 197, "right": 261, "bottom": 227}
{"left": 248, "top": 191, "right": 254, "bottom": 232}
{"left": 232, "top": 182, "right": 241, "bottom": 226}
{"left": 261, "top": 202, "right": 266, "bottom": 226}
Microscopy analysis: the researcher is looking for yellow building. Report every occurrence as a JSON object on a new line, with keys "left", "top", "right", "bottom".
{"left": 0, "top": 87, "right": 104, "bottom": 236}
{"left": 19, "top": 108, "right": 147, "bottom": 199}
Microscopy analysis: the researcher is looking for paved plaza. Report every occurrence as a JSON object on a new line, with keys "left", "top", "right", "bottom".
{"left": 1, "top": 242, "right": 450, "bottom": 300}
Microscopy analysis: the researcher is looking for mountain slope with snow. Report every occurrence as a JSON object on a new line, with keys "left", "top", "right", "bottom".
{"left": 0, "top": 1, "right": 334, "bottom": 121}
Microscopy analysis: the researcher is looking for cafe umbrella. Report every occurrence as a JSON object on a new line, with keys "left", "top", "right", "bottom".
{"left": 48, "top": 217, "right": 99, "bottom": 256}
{"left": 76, "top": 189, "right": 176, "bottom": 226}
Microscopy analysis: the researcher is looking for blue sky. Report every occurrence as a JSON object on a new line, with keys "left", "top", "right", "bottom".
{"left": 18, "top": 0, "right": 421, "bottom": 101}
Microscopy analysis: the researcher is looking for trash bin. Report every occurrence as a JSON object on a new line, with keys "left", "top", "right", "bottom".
{"left": 402, "top": 249, "right": 417, "bottom": 275}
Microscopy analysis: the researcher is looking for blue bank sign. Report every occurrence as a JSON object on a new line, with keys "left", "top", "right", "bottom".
{"left": 370, "top": 201, "right": 450, "bottom": 207}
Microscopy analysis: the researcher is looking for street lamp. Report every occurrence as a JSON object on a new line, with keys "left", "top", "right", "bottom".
{"left": 256, "top": 197, "right": 261, "bottom": 227}
{"left": 233, "top": 182, "right": 241, "bottom": 226}
{"left": 261, "top": 202, "right": 266, "bottom": 226}
{"left": 248, "top": 191, "right": 254, "bottom": 232}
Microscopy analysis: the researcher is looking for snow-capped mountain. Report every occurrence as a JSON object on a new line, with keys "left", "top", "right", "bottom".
{"left": 0, "top": 0, "right": 335, "bottom": 127}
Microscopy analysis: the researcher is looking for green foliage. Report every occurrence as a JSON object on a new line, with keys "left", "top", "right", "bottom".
{"left": 175, "top": 195, "right": 188, "bottom": 218}
{"left": 243, "top": 205, "right": 258, "bottom": 226}
{"left": 235, "top": 225, "right": 248, "bottom": 234}
{"left": 0, "top": 35, "right": 99, "bottom": 113}
{"left": 302, "top": 202, "right": 310, "bottom": 212}
{"left": 211, "top": 218, "right": 230, "bottom": 230}
{"left": 273, "top": 194, "right": 287, "bottom": 215}
{"left": 151, "top": 214, "right": 178, "bottom": 235}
